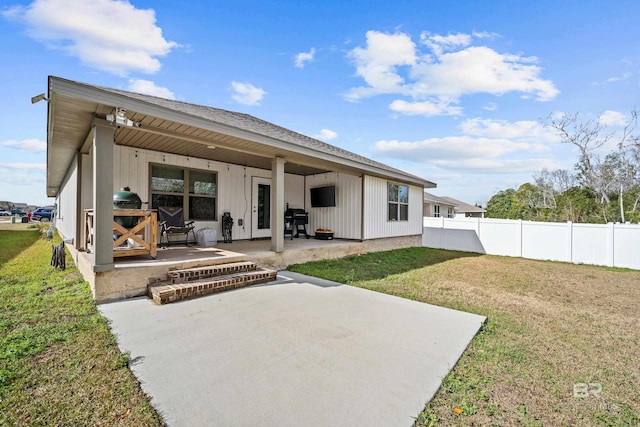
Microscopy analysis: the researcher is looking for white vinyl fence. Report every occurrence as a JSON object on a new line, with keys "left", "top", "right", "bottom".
{"left": 423, "top": 217, "right": 640, "bottom": 270}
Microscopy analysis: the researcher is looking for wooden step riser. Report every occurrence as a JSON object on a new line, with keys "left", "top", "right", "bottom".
{"left": 169, "top": 261, "right": 257, "bottom": 284}
{"left": 151, "top": 270, "right": 277, "bottom": 304}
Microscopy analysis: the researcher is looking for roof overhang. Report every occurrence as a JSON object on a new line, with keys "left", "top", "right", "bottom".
{"left": 47, "top": 76, "right": 436, "bottom": 197}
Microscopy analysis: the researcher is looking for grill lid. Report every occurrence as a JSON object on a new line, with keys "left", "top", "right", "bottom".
{"left": 113, "top": 187, "right": 142, "bottom": 209}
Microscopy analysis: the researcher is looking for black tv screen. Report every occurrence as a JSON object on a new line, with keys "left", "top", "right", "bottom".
{"left": 310, "top": 185, "right": 336, "bottom": 207}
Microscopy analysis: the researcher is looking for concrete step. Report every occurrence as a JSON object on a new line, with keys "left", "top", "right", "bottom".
{"left": 149, "top": 268, "right": 278, "bottom": 305}
{"left": 168, "top": 261, "right": 257, "bottom": 284}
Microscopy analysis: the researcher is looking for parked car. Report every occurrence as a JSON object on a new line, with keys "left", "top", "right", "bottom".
{"left": 0, "top": 210, "right": 11, "bottom": 216}
{"left": 10, "top": 209, "right": 26, "bottom": 216}
{"left": 32, "top": 207, "right": 54, "bottom": 222}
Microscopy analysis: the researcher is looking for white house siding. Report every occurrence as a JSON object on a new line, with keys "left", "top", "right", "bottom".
{"left": 55, "top": 155, "right": 78, "bottom": 243}
{"left": 113, "top": 145, "right": 305, "bottom": 241}
{"left": 304, "top": 172, "right": 362, "bottom": 240}
{"left": 363, "top": 175, "right": 423, "bottom": 240}
{"left": 80, "top": 151, "right": 93, "bottom": 245}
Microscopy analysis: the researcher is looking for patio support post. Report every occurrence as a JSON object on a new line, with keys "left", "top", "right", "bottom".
{"left": 270, "top": 157, "right": 286, "bottom": 252}
{"left": 92, "top": 123, "right": 115, "bottom": 272}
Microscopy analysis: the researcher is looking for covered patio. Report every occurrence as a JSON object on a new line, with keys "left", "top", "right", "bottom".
{"left": 70, "top": 233, "right": 419, "bottom": 303}
{"left": 46, "top": 76, "right": 433, "bottom": 302}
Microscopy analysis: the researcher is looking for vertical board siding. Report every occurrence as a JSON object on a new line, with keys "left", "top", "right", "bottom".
{"left": 55, "top": 155, "right": 78, "bottom": 242}
{"left": 363, "top": 175, "right": 423, "bottom": 239}
{"left": 113, "top": 145, "right": 306, "bottom": 241}
{"left": 304, "top": 172, "right": 362, "bottom": 240}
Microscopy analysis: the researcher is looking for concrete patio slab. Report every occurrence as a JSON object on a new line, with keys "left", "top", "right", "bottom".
{"left": 99, "top": 271, "right": 486, "bottom": 427}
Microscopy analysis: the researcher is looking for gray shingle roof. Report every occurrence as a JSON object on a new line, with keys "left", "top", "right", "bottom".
{"left": 423, "top": 191, "right": 456, "bottom": 206}
{"left": 92, "top": 83, "right": 435, "bottom": 187}
{"left": 439, "top": 196, "right": 485, "bottom": 213}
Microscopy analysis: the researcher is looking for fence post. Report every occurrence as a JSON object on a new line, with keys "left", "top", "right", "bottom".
{"left": 517, "top": 219, "right": 523, "bottom": 257}
{"left": 607, "top": 222, "right": 615, "bottom": 267}
{"left": 567, "top": 221, "right": 573, "bottom": 264}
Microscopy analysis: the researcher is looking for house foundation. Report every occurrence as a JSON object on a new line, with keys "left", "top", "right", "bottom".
{"left": 67, "top": 235, "right": 422, "bottom": 303}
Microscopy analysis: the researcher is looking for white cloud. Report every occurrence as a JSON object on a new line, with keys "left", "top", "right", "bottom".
{"left": 230, "top": 81, "right": 266, "bottom": 106}
{"left": 373, "top": 136, "right": 539, "bottom": 161}
{"left": 483, "top": 102, "right": 498, "bottom": 111}
{"left": 411, "top": 46, "right": 558, "bottom": 101}
{"left": 389, "top": 99, "right": 462, "bottom": 117}
{"left": 460, "top": 118, "right": 561, "bottom": 143}
{"left": 345, "top": 31, "right": 416, "bottom": 101}
{"left": 420, "top": 32, "right": 472, "bottom": 56}
{"left": 598, "top": 110, "right": 627, "bottom": 126}
{"left": 370, "top": 116, "right": 564, "bottom": 175}
{"left": 128, "top": 79, "right": 175, "bottom": 99}
{"left": 0, "top": 138, "right": 46, "bottom": 153}
{"left": 0, "top": 162, "right": 46, "bottom": 171}
{"left": 346, "top": 30, "right": 558, "bottom": 115}
{"left": 294, "top": 48, "right": 316, "bottom": 68}
{"left": 313, "top": 129, "right": 338, "bottom": 141}
{"left": 432, "top": 158, "right": 562, "bottom": 174}
{"left": 5, "top": 0, "right": 178, "bottom": 76}
{"left": 0, "top": 163, "right": 46, "bottom": 191}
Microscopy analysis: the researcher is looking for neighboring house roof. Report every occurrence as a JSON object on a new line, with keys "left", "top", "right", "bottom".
{"left": 439, "top": 196, "right": 486, "bottom": 213}
{"left": 46, "top": 76, "right": 436, "bottom": 196}
{"left": 423, "top": 191, "right": 456, "bottom": 207}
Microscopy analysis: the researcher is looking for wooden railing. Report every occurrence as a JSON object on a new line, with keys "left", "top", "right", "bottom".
{"left": 84, "top": 209, "right": 157, "bottom": 259}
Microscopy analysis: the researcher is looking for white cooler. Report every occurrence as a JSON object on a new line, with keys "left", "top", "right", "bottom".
{"left": 196, "top": 228, "right": 217, "bottom": 246}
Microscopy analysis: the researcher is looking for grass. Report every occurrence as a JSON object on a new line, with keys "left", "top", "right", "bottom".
{"left": 289, "top": 247, "right": 640, "bottom": 427}
{"left": 0, "top": 222, "right": 162, "bottom": 426}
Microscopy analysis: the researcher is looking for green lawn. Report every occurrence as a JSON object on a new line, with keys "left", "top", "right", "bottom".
{"left": 0, "top": 223, "right": 162, "bottom": 426}
{"left": 2, "top": 224, "right": 638, "bottom": 426}
{"left": 289, "top": 247, "right": 640, "bottom": 427}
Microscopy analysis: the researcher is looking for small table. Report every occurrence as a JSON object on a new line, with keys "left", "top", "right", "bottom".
{"left": 85, "top": 209, "right": 158, "bottom": 259}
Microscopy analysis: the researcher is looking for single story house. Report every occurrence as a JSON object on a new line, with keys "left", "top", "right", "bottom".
{"left": 44, "top": 76, "right": 436, "bottom": 298}
{"left": 423, "top": 193, "right": 485, "bottom": 219}
{"left": 423, "top": 191, "right": 456, "bottom": 218}
{"left": 440, "top": 196, "right": 485, "bottom": 218}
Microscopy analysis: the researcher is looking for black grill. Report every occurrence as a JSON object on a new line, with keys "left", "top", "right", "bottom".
{"left": 284, "top": 208, "right": 310, "bottom": 239}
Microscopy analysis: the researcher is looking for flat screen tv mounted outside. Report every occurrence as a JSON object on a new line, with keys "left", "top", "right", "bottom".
{"left": 310, "top": 185, "right": 336, "bottom": 207}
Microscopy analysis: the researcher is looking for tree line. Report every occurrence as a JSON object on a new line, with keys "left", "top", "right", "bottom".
{"left": 486, "top": 110, "right": 640, "bottom": 224}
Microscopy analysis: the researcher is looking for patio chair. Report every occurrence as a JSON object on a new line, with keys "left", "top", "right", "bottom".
{"left": 158, "top": 206, "right": 196, "bottom": 247}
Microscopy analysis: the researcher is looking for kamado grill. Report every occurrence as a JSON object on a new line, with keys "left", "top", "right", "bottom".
{"left": 284, "top": 208, "right": 310, "bottom": 239}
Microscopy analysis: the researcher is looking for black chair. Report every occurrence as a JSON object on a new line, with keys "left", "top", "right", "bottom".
{"left": 158, "top": 206, "right": 196, "bottom": 247}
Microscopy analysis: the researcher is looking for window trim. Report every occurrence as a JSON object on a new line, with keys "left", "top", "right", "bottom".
{"left": 149, "top": 163, "right": 217, "bottom": 221}
{"left": 387, "top": 182, "right": 409, "bottom": 222}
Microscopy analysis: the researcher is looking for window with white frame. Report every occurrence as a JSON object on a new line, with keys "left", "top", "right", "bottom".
{"left": 150, "top": 164, "right": 217, "bottom": 220}
{"left": 434, "top": 205, "right": 440, "bottom": 217}
{"left": 388, "top": 182, "right": 409, "bottom": 221}
{"left": 448, "top": 207, "right": 454, "bottom": 218}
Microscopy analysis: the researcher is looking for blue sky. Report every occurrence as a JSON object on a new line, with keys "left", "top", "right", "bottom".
{"left": 1, "top": 0, "right": 638, "bottom": 207}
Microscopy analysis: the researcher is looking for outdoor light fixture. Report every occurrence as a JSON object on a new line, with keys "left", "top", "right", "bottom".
{"left": 31, "top": 93, "right": 48, "bottom": 104}
{"left": 106, "top": 107, "right": 141, "bottom": 127}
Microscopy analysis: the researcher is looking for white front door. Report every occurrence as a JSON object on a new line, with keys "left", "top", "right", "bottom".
{"left": 251, "top": 177, "right": 272, "bottom": 238}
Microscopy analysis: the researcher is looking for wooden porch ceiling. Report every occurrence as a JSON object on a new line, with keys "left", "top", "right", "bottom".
{"left": 47, "top": 93, "right": 346, "bottom": 197}
{"left": 112, "top": 111, "right": 334, "bottom": 176}
{"left": 47, "top": 76, "right": 436, "bottom": 198}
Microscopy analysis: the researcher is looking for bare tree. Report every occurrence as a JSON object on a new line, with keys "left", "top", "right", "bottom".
{"left": 533, "top": 168, "right": 557, "bottom": 209}
{"left": 550, "top": 169, "right": 576, "bottom": 193}
{"left": 545, "top": 110, "right": 639, "bottom": 209}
